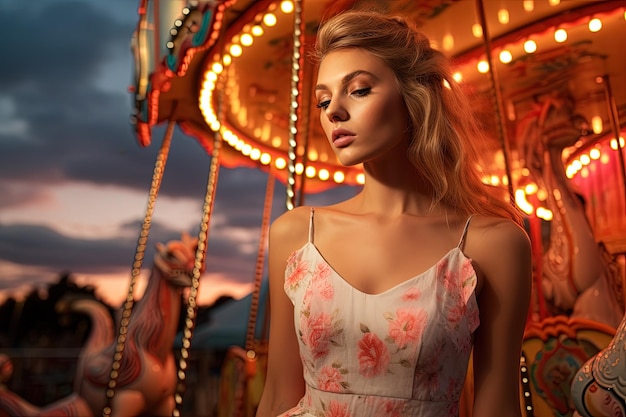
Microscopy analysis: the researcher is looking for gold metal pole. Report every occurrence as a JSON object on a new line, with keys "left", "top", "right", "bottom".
{"left": 474, "top": 0, "right": 515, "bottom": 202}
{"left": 285, "top": 0, "right": 304, "bottom": 211}
{"left": 103, "top": 119, "right": 175, "bottom": 417}
{"left": 597, "top": 74, "right": 626, "bottom": 213}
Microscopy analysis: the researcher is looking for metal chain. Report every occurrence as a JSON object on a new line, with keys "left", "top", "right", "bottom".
{"left": 285, "top": 0, "right": 304, "bottom": 211}
{"left": 102, "top": 120, "right": 175, "bottom": 417}
{"left": 245, "top": 173, "right": 275, "bottom": 353}
{"left": 172, "top": 93, "right": 224, "bottom": 417}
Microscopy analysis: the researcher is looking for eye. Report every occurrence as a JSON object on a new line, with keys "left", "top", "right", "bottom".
{"left": 351, "top": 87, "right": 371, "bottom": 97}
{"left": 316, "top": 99, "right": 331, "bottom": 110}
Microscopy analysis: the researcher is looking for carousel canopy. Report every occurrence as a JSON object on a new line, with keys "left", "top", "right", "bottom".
{"left": 130, "top": 0, "right": 626, "bottom": 244}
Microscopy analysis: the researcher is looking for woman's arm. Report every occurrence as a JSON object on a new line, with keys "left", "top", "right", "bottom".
{"left": 471, "top": 218, "right": 532, "bottom": 417}
{"left": 256, "top": 208, "right": 308, "bottom": 417}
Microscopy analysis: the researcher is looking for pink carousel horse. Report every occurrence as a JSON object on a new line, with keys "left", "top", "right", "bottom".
{"left": 0, "top": 233, "right": 199, "bottom": 417}
{"left": 518, "top": 92, "right": 623, "bottom": 328}
{"left": 514, "top": 92, "right": 624, "bottom": 416}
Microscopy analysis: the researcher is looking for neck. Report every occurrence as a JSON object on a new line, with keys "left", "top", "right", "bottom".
{"left": 355, "top": 162, "right": 445, "bottom": 217}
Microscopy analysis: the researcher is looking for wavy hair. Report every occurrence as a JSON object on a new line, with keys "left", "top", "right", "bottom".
{"left": 313, "top": 10, "right": 522, "bottom": 224}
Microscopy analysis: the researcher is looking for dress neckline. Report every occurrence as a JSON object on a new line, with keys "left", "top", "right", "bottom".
{"left": 292, "top": 242, "right": 471, "bottom": 297}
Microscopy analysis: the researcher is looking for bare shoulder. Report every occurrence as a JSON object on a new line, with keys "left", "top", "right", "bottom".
{"left": 269, "top": 205, "right": 312, "bottom": 255}
{"left": 469, "top": 216, "right": 530, "bottom": 255}
{"left": 465, "top": 216, "right": 532, "bottom": 293}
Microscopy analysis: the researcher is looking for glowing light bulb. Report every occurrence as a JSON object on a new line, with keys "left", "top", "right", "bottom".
{"left": 523, "top": 0, "right": 534, "bottom": 11}
{"left": 251, "top": 25, "right": 264, "bottom": 36}
{"left": 515, "top": 189, "right": 534, "bottom": 215}
{"left": 499, "top": 50, "right": 513, "bottom": 64}
{"left": 554, "top": 28, "right": 567, "bottom": 43}
{"left": 442, "top": 33, "right": 454, "bottom": 51}
{"left": 263, "top": 13, "right": 277, "bottom": 27}
{"left": 589, "top": 18, "right": 602, "bottom": 32}
{"left": 477, "top": 60, "right": 489, "bottom": 73}
{"left": 452, "top": 72, "right": 463, "bottom": 82}
{"left": 229, "top": 44, "right": 242, "bottom": 57}
{"left": 524, "top": 40, "right": 537, "bottom": 53}
{"left": 212, "top": 62, "right": 224, "bottom": 74}
{"left": 472, "top": 24, "right": 483, "bottom": 38}
{"left": 280, "top": 1, "right": 294, "bottom": 13}
{"left": 240, "top": 33, "right": 253, "bottom": 46}
{"left": 260, "top": 153, "right": 271, "bottom": 165}
{"left": 333, "top": 171, "right": 345, "bottom": 183}
{"left": 275, "top": 157, "right": 286, "bottom": 169}
{"left": 525, "top": 183, "right": 538, "bottom": 194}
{"left": 498, "top": 9, "right": 510, "bottom": 24}
{"left": 590, "top": 148, "right": 601, "bottom": 160}
{"left": 591, "top": 116, "right": 603, "bottom": 134}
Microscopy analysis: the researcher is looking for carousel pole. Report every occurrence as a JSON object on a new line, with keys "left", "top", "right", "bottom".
{"left": 244, "top": 171, "right": 275, "bottom": 357}
{"left": 103, "top": 119, "right": 176, "bottom": 417}
{"left": 296, "top": 47, "right": 315, "bottom": 207}
{"left": 474, "top": 0, "right": 515, "bottom": 203}
{"left": 172, "top": 95, "right": 225, "bottom": 417}
{"left": 597, "top": 74, "right": 626, "bottom": 213}
{"left": 285, "top": 0, "right": 304, "bottom": 211}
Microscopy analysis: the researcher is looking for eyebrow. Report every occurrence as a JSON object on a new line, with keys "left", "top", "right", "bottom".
{"left": 315, "top": 70, "right": 377, "bottom": 92}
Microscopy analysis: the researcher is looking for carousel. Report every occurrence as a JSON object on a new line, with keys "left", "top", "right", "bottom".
{"left": 0, "top": 0, "right": 625, "bottom": 416}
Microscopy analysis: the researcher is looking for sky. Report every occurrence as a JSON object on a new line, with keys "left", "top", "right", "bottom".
{"left": 0, "top": 0, "right": 354, "bottom": 307}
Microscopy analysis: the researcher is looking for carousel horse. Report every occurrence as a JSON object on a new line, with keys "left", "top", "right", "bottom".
{"left": 518, "top": 92, "right": 623, "bottom": 328}
{"left": 513, "top": 93, "right": 624, "bottom": 416}
{"left": 571, "top": 311, "right": 626, "bottom": 417}
{"left": 0, "top": 233, "right": 198, "bottom": 417}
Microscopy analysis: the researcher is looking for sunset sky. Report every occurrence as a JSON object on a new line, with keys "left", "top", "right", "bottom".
{"left": 0, "top": 0, "right": 354, "bottom": 307}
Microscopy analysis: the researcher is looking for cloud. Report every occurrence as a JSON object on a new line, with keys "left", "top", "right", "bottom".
{"left": 0, "top": 1, "right": 134, "bottom": 93}
{"left": 0, "top": 0, "right": 358, "bottom": 305}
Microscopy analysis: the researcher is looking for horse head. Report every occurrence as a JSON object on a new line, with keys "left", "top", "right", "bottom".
{"left": 153, "top": 232, "right": 202, "bottom": 288}
{"left": 518, "top": 93, "right": 589, "bottom": 179}
{"left": 537, "top": 93, "right": 590, "bottom": 151}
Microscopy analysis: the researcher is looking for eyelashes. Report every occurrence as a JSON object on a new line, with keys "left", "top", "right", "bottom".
{"left": 352, "top": 87, "right": 371, "bottom": 97}
{"left": 315, "top": 87, "right": 372, "bottom": 110}
{"left": 316, "top": 100, "right": 330, "bottom": 110}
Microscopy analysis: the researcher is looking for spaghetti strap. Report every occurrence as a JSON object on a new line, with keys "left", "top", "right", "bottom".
{"left": 308, "top": 207, "right": 315, "bottom": 244}
{"left": 457, "top": 215, "right": 473, "bottom": 249}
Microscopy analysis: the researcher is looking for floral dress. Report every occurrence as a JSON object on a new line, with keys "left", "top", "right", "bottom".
{"left": 280, "top": 209, "right": 479, "bottom": 417}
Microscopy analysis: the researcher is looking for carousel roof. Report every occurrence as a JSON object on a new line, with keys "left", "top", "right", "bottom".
{"left": 130, "top": 0, "right": 626, "bottom": 193}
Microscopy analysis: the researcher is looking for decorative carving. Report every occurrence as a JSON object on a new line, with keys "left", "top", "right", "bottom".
{"left": 517, "top": 92, "right": 623, "bottom": 328}
{"left": 571, "top": 311, "right": 626, "bottom": 417}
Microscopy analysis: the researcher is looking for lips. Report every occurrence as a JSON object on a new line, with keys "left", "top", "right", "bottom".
{"left": 332, "top": 128, "right": 355, "bottom": 148}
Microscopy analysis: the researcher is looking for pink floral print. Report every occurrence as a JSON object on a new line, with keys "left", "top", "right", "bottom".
{"left": 402, "top": 286, "right": 422, "bottom": 301}
{"left": 317, "top": 365, "right": 348, "bottom": 392}
{"left": 386, "top": 308, "right": 428, "bottom": 349}
{"left": 286, "top": 255, "right": 309, "bottom": 290}
{"left": 325, "top": 401, "right": 350, "bottom": 417}
{"left": 367, "top": 398, "right": 404, "bottom": 417}
{"left": 300, "top": 312, "right": 335, "bottom": 359}
{"left": 281, "top": 236, "right": 479, "bottom": 417}
{"left": 312, "top": 262, "right": 334, "bottom": 300}
{"left": 357, "top": 332, "right": 390, "bottom": 377}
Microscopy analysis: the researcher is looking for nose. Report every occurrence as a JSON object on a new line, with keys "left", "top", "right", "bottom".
{"left": 324, "top": 99, "right": 348, "bottom": 122}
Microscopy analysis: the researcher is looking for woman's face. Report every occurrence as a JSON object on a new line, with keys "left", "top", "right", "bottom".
{"left": 315, "top": 48, "right": 410, "bottom": 167}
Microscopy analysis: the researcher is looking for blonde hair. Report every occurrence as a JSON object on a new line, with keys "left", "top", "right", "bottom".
{"left": 314, "top": 11, "right": 522, "bottom": 224}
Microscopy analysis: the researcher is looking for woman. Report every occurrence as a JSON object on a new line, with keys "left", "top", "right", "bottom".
{"left": 256, "top": 10, "right": 532, "bottom": 417}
